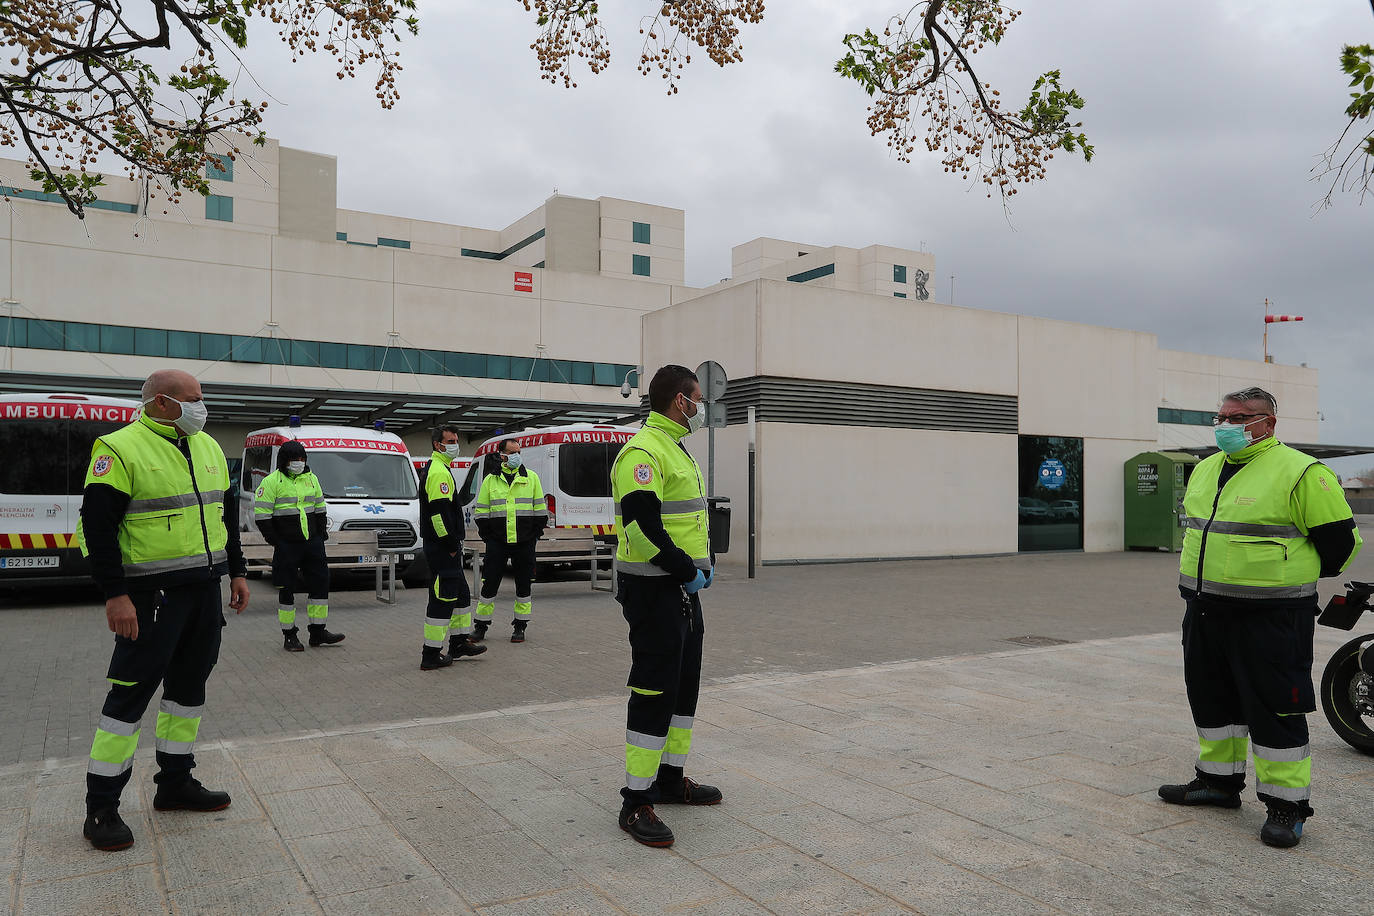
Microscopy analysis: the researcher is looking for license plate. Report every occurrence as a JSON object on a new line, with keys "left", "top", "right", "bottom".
{"left": 0, "top": 555, "right": 60, "bottom": 570}
{"left": 402, "top": 554, "right": 414, "bottom": 560}
{"left": 357, "top": 555, "right": 379, "bottom": 563}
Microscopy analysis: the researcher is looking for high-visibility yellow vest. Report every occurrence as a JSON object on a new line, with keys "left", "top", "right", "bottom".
{"left": 611, "top": 412, "right": 710, "bottom": 576}
{"left": 253, "top": 469, "right": 326, "bottom": 539}
{"left": 474, "top": 467, "right": 546, "bottom": 543}
{"left": 1179, "top": 438, "right": 1339, "bottom": 599}
{"left": 78, "top": 414, "right": 230, "bottom": 577}
{"left": 421, "top": 451, "right": 458, "bottom": 541}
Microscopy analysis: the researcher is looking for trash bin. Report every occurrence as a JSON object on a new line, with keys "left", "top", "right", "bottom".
{"left": 708, "top": 497, "right": 731, "bottom": 554}
{"left": 1123, "top": 451, "right": 1200, "bottom": 551}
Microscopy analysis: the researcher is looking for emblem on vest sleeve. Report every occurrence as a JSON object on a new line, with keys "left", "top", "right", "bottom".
{"left": 92, "top": 455, "right": 114, "bottom": 477}
{"left": 439, "top": 482, "right": 450, "bottom": 495}
{"left": 634, "top": 464, "right": 654, "bottom": 485}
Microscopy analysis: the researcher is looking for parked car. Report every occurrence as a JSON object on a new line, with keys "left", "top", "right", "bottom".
{"left": 1049, "top": 499, "right": 1081, "bottom": 521}
{"left": 1018, "top": 497, "right": 1051, "bottom": 522}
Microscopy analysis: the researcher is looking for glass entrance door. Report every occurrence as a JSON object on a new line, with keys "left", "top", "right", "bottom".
{"left": 1018, "top": 436, "right": 1084, "bottom": 551}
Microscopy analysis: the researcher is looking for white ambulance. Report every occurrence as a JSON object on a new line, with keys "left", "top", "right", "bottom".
{"left": 456, "top": 423, "right": 637, "bottom": 560}
{"left": 238, "top": 424, "right": 423, "bottom": 576}
{"left": 0, "top": 392, "right": 142, "bottom": 585}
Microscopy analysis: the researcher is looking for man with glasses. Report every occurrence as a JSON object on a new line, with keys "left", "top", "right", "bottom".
{"left": 1159, "top": 387, "right": 1361, "bottom": 848}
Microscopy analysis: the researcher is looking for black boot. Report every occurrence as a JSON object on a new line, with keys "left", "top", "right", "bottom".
{"left": 619, "top": 804, "right": 674, "bottom": 847}
{"left": 1158, "top": 776, "right": 1242, "bottom": 809}
{"left": 153, "top": 777, "right": 231, "bottom": 812}
{"left": 308, "top": 623, "right": 345, "bottom": 647}
{"left": 83, "top": 807, "right": 134, "bottom": 851}
{"left": 449, "top": 634, "right": 488, "bottom": 658}
{"left": 283, "top": 627, "right": 304, "bottom": 652}
{"left": 421, "top": 647, "right": 453, "bottom": 670}
{"left": 1261, "top": 800, "right": 1313, "bottom": 848}
{"left": 511, "top": 621, "right": 527, "bottom": 644}
{"left": 472, "top": 621, "right": 489, "bottom": 643}
{"left": 656, "top": 776, "right": 724, "bottom": 806}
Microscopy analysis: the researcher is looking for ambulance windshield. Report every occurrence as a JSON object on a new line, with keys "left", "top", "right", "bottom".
{"left": 309, "top": 452, "right": 417, "bottom": 500}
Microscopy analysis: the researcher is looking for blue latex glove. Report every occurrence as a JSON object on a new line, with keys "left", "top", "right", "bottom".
{"left": 702, "top": 567, "right": 714, "bottom": 589}
{"left": 683, "top": 569, "right": 708, "bottom": 594}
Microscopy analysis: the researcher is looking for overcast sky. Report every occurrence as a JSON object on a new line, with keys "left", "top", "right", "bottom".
{"left": 225, "top": 1, "right": 1372, "bottom": 471}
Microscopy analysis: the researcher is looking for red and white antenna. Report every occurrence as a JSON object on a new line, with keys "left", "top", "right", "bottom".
{"left": 1263, "top": 298, "right": 1303, "bottom": 363}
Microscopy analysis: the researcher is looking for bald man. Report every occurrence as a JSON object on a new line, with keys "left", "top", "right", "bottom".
{"left": 77, "top": 369, "right": 249, "bottom": 851}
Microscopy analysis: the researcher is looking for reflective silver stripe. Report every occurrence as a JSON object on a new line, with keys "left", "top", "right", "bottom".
{"left": 425, "top": 615, "right": 451, "bottom": 627}
{"left": 1252, "top": 743, "right": 1310, "bottom": 763}
{"left": 155, "top": 738, "right": 195, "bottom": 755}
{"left": 488, "top": 499, "right": 509, "bottom": 507}
{"left": 97, "top": 716, "right": 140, "bottom": 737}
{"left": 272, "top": 507, "right": 303, "bottom": 517}
{"left": 1183, "top": 517, "right": 1303, "bottom": 538}
{"left": 617, "top": 557, "right": 712, "bottom": 576}
{"left": 1257, "top": 781, "right": 1310, "bottom": 801}
{"left": 1196, "top": 759, "right": 1247, "bottom": 776}
{"left": 669, "top": 715, "right": 694, "bottom": 731}
{"left": 1197, "top": 724, "right": 1249, "bottom": 741}
{"left": 210, "top": 549, "right": 228, "bottom": 565}
{"left": 662, "top": 752, "right": 688, "bottom": 766}
{"left": 661, "top": 498, "right": 707, "bottom": 514}
{"left": 160, "top": 700, "right": 203, "bottom": 720}
{"left": 515, "top": 509, "right": 544, "bottom": 517}
{"left": 618, "top": 561, "right": 672, "bottom": 577}
{"left": 474, "top": 502, "right": 491, "bottom": 510}
{"left": 626, "top": 772, "right": 656, "bottom": 790}
{"left": 626, "top": 730, "right": 667, "bottom": 750}
{"left": 1178, "top": 575, "right": 1317, "bottom": 599}
{"left": 125, "top": 555, "right": 207, "bottom": 575}
{"left": 88, "top": 757, "right": 135, "bottom": 778}
{"left": 127, "top": 493, "right": 202, "bottom": 513}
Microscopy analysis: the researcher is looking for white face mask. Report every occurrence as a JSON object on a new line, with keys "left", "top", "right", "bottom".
{"left": 504, "top": 453, "right": 523, "bottom": 470}
{"left": 442, "top": 442, "right": 462, "bottom": 459}
{"left": 286, "top": 460, "right": 306, "bottom": 475}
{"left": 146, "top": 396, "right": 207, "bottom": 436}
{"left": 682, "top": 395, "right": 707, "bottom": 434}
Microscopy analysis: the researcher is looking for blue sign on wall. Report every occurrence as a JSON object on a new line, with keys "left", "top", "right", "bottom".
{"left": 1038, "top": 459, "right": 1066, "bottom": 491}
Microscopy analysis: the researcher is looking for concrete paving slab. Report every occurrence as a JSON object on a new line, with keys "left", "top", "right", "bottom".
{"left": 288, "top": 824, "right": 438, "bottom": 898}
{"left": 166, "top": 871, "right": 322, "bottom": 916}
{"left": 157, "top": 817, "right": 297, "bottom": 890}
{"left": 474, "top": 884, "right": 624, "bottom": 916}
{"left": 259, "top": 782, "right": 383, "bottom": 840}
{"left": 316, "top": 876, "right": 471, "bottom": 916}
{"left": 16, "top": 862, "right": 168, "bottom": 916}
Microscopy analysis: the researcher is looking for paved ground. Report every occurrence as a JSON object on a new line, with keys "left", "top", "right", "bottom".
{"left": 1, "top": 550, "right": 1197, "bottom": 765}
{"left": 1, "top": 543, "right": 1372, "bottom": 914}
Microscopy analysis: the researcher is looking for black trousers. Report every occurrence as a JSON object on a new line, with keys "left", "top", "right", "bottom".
{"left": 1182, "top": 598, "right": 1315, "bottom": 804}
{"left": 478, "top": 539, "right": 536, "bottom": 601}
{"left": 422, "top": 537, "right": 471, "bottom": 643}
{"left": 271, "top": 537, "right": 329, "bottom": 599}
{"left": 618, "top": 573, "right": 704, "bottom": 808}
{"left": 87, "top": 579, "right": 224, "bottom": 811}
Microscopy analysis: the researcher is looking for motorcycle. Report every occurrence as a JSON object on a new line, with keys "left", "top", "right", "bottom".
{"left": 1318, "top": 580, "right": 1374, "bottom": 755}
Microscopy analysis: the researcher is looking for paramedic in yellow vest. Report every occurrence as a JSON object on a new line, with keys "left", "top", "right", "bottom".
{"left": 610, "top": 364, "right": 722, "bottom": 849}
{"left": 1159, "top": 387, "right": 1361, "bottom": 850}
{"left": 77, "top": 369, "right": 249, "bottom": 852}
{"left": 473, "top": 439, "right": 548, "bottom": 643}
{"left": 417, "top": 424, "right": 487, "bottom": 670}
{"left": 253, "top": 440, "right": 344, "bottom": 652}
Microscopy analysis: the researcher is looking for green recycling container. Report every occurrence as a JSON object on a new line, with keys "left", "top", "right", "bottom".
{"left": 1124, "top": 451, "right": 1200, "bottom": 552}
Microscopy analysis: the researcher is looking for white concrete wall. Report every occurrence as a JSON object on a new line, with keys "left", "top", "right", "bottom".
{"left": 1159, "top": 349, "right": 1320, "bottom": 442}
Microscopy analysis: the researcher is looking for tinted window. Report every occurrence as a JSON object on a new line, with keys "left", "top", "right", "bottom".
{"left": 243, "top": 446, "right": 273, "bottom": 492}
{"left": 0, "top": 420, "right": 69, "bottom": 494}
{"left": 558, "top": 444, "right": 617, "bottom": 498}
{"left": 67, "top": 420, "right": 128, "bottom": 493}
{"left": 310, "top": 452, "right": 417, "bottom": 499}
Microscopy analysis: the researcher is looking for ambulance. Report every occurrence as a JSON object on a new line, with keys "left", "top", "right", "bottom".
{"left": 457, "top": 423, "right": 637, "bottom": 563}
{"left": 0, "top": 392, "right": 142, "bottom": 585}
{"left": 239, "top": 423, "right": 423, "bottom": 577}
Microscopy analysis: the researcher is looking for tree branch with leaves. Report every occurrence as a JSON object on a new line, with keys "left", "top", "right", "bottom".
{"left": 0, "top": 1, "right": 418, "bottom": 219}
{"left": 834, "top": 1, "right": 1091, "bottom": 201}
{"left": 1314, "top": 40, "right": 1373, "bottom": 208}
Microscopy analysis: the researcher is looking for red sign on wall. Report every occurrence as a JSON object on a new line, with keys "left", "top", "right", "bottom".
{"left": 514, "top": 271, "right": 533, "bottom": 293}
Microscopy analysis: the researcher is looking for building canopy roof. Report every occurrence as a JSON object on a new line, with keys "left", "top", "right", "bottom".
{"left": 0, "top": 371, "right": 642, "bottom": 438}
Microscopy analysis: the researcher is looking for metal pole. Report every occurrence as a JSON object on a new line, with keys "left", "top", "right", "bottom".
{"left": 747, "top": 406, "right": 756, "bottom": 579}
{"left": 708, "top": 421, "right": 715, "bottom": 498}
